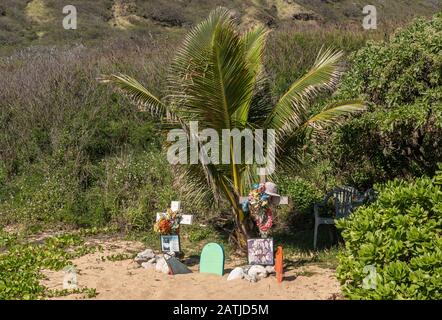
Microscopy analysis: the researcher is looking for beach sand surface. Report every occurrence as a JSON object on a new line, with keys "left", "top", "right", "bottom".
{"left": 41, "top": 238, "right": 342, "bottom": 300}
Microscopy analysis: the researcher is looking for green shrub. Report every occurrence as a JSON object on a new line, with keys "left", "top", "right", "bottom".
{"left": 0, "top": 232, "right": 97, "bottom": 300}
{"left": 273, "top": 175, "right": 323, "bottom": 231}
{"left": 336, "top": 172, "right": 442, "bottom": 299}
{"left": 278, "top": 176, "right": 322, "bottom": 217}
{"left": 266, "top": 27, "right": 379, "bottom": 99}
{"left": 188, "top": 227, "right": 213, "bottom": 242}
{"left": 0, "top": 151, "right": 176, "bottom": 230}
{"left": 327, "top": 12, "right": 442, "bottom": 188}
{"left": 0, "top": 43, "right": 171, "bottom": 230}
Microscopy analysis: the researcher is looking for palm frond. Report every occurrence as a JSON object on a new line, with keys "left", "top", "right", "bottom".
{"left": 231, "top": 25, "right": 269, "bottom": 126}
{"left": 304, "top": 99, "right": 366, "bottom": 130}
{"left": 274, "top": 100, "right": 365, "bottom": 172}
{"left": 266, "top": 48, "right": 344, "bottom": 132}
{"left": 241, "top": 25, "right": 268, "bottom": 76}
{"left": 101, "top": 73, "right": 168, "bottom": 117}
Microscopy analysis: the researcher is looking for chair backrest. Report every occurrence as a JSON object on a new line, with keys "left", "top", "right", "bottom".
{"left": 364, "top": 188, "right": 377, "bottom": 204}
{"left": 332, "top": 186, "right": 361, "bottom": 219}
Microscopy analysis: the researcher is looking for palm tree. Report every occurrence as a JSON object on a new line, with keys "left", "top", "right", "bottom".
{"left": 104, "top": 8, "right": 364, "bottom": 250}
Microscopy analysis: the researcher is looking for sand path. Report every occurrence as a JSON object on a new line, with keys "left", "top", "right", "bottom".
{"left": 41, "top": 238, "right": 342, "bottom": 300}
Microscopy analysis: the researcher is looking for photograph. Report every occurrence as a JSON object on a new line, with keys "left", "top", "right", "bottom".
{"left": 0, "top": 0, "right": 441, "bottom": 307}
{"left": 247, "top": 239, "right": 274, "bottom": 266}
{"left": 160, "top": 235, "right": 180, "bottom": 253}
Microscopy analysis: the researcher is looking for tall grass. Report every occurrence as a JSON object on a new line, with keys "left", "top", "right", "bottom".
{"left": 0, "top": 37, "right": 176, "bottom": 229}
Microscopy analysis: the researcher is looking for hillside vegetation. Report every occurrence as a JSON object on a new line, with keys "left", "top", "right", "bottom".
{"left": 1, "top": 2, "right": 441, "bottom": 231}
{"left": 0, "top": 2, "right": 441, "bottom": 301}
{"left": 1, "top": 0, "right": 441, "bottom": 54}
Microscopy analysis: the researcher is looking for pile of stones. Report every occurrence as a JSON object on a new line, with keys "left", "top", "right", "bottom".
{"left": 134, "top": 249, "right": 174, "bottom": 274}
{"left": 227, "top": 265, "right": 276, "bottom": 282}
{"left": 135, "top": 249, "right": 276, "bottom": 282}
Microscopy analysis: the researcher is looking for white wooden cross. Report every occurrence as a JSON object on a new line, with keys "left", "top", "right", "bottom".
{"left": 156, "top": 201, "right": 193, "bottom": 225}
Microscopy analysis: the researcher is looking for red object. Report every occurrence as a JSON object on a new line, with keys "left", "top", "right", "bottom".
{"left": 275, "top": 246, "right": 283, "bottom": 283}
{"left": 256, "top": 208, "right": 273, "bottom": 232}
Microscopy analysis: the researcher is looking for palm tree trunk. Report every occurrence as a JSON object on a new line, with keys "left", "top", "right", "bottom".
{"left": 219, "top": 176, "right": 255, "bottom": 252}
{"left": 231, "top": 206, "right": 257, "bottom": 253}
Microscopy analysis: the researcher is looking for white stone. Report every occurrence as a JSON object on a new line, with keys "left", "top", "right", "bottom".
{"left": 135, "top": 249, "right": 156, "bottom": 264}
{"left": 141, "top": 261, "right": 155, "bottom": 269}
{"left": 265, "top": 266, "right": 275, "bottom": 274}
{"left": 244, "top": 274, "right": 258, "bottom": 283}
{"left": 227, "top": 267, "right": 245, "bottom": 281}
{"left": 248, "top": 265, "right": 267, "bottom": 278}
{"left": 155, "top": 257, "right": 170, "bottom": 274}
{"left": 63, "top": 271, "right": 78, "bottom": 290}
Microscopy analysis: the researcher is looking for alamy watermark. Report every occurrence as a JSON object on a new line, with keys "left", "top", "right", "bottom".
{"left": 362, "top": 265, "right": 379, "bottom": 289}
{"left": 63, "top": 265, "right": 78, "bottom": 290}
{"left": 167, "top": 122, "right": 275, "bottom": 176}
{"left": 363, "top": 5, "right": 377, "bottom": 30}
{"left": 63, "top": 5, "right": 77, "bottom": 30}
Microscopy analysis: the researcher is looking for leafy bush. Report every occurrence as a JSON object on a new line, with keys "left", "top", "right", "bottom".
{"left": 336, "top": 172, "right": 442, "bottom": 299}
{"left": 266, "top": 27, "right": 379, "bottom": 99}
{"left": 188, "top": 227, "right": 214, "bottom": 242}
{"left": 274, "top": 175, "right": 323, "bottom": 231}
{"left": 0, "top": 151, "right": 176, "bottom": 230}
{"left": 0, "top": 232, "right": 97, "bottom": 300}
{"left": 278, "top": 176, "right": 322, "bottom": 217}
{"left": 327, "top": 12, "right": 442, "bottom": 188}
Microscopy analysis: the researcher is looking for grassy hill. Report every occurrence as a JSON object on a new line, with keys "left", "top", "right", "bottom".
{"left": 1, "top": 0, "right": 441, "bottom": 54}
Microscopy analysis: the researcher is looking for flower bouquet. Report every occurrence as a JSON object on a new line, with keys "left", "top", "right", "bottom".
{"left": 154, "top": 208, "right": 182, "bottom": 235}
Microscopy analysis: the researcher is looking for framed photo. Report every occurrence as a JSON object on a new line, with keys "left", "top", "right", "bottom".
{"left": 247, "top": 238, "right": 274, "bottom": 266}
{"left": 160, "top": 235, "right": 181, "bottom": 253}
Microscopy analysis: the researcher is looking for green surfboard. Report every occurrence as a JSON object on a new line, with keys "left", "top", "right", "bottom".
{"left": 199, "top": 243, "right": 225, "bottom": 276}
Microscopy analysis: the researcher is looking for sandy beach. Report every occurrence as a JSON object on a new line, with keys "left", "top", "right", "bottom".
{"left": 41, "top": 238, "right": 342, "bottom": 300}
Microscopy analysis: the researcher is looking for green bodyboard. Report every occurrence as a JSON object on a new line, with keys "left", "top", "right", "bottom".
{"left": 199, "top": 243, "right": 225, "bottom": 276}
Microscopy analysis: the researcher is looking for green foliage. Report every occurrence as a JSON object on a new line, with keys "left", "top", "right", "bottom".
{"left": 336, "top": 174, "right": 442, "bottom": 299}
{"left": 277, "top": 176, "right": 322, "bottom": 216}
{"left": 0, "top": 42, "right": 173, "bottom": 230}
{"left": 188, "top": 227, "right": 213, "bottom": 243}
{"left": 327, "top": 13, "right": 442, "bottom": 188}
{"left": 0, "top": 232, "right": 98, "bottom": 300}
{"left": 266, "top": 28, "right": 378, "bottom": 99}
{"left": 105, "top": 253, "right": 137, "bottom": 262}
{"left": 0, "top": 151, "right": 176, "bottom": 230}
{"left": 0, "top": 230, "right": 17, "bottom": 249}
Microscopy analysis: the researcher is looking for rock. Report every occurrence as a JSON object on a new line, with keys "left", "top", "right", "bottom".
{"left": 248, "top": 265, "right": 268, "bottom": 279}
{"left": 155, "top": 257, "right": 170, "bottom": 274}
{"left": 135, "top": 249, "right": 156, "bottom": 264}
{"left": 227, "top": 267, "right": 245, "bottom": 281}
{"left": 141, "top": 261, "right": 155, "bottom": 269}
{"left": 292, "top": 13, "right": 319, "bottom": 21}
{"left": 265, "top": 266, "right": 275, "bottom": 274}
{"left": 244, "top": 274, "right": 258, "bottom": 283}
{"left": 243, "top": 265, "right": 252, "bottom": 274}
{"left": 155, "top": 257, "right": 166, "bottom": 271}
{"left": 63, "top": 269, "right": 78, "bottom": 290}
{"left": 148, "top": 257, "right": 157, "bottom": 264}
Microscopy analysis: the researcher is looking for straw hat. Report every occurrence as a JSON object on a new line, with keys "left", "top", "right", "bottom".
{"left": 264, "top": 182, "right": 280, "bottom": 198}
